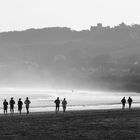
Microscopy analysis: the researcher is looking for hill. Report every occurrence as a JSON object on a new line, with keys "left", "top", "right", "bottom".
{"left": 0, "top": 23, "right": 140, "bottom": 91}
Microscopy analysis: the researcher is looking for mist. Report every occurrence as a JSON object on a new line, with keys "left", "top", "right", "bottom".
{"left": 0, "top": 23, "right": 140, "bottom": 93}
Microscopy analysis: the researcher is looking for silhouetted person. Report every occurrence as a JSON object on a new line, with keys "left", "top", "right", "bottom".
{"left": 3, "top": 99, "right": 8, "bottom": 115}
{"left": 128, "top": 97, "right": 133, "bottom": 109}
{"left": 18, "top": 98, "right": 23, "bottom": 115}
{"left": 62, "top": 98, "right": 67, "bottom": 112}
{"left": 121, "top": 97, "right": 126, "bottom": 109}
{"left": 24, "top": 97, "right": 31, "bottom": 114}
{"left": 54, "top": 97, "right": 60, "bottom": 112}
{"left": 9, "top": 97, "right": 15, "bottom": 114}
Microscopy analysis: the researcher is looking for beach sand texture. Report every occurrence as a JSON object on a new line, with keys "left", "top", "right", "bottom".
{"left": 0, "top": 109, "right": 140, "bottom": 140}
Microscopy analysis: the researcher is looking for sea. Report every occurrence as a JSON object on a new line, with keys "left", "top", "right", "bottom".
{"left": 0, "top": 89, "right": 140, "bottom": 114}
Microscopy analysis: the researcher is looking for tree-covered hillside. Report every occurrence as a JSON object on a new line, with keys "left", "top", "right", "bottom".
{"left": 0, "top": 23, "right": 140, "bottom": 91}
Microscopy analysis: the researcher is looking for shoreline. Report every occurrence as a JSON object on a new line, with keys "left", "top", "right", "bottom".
{"left": 0, "top": 108, "right": 140, "bottom": 139}
{"left": 0, "top": 107, "right": 139, "bottom": 116}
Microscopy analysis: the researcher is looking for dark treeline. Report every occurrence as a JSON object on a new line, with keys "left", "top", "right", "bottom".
{"left": 1, "top": 23, "right": 140, "bottom": 92}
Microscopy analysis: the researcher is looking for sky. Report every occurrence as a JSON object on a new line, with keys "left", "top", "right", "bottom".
{"left": 0, "top": 0, "right": 140, "bottom": 32}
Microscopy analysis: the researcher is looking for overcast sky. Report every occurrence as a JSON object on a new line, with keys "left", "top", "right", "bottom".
{"left": 0, "top": 0, "right": 140, "bottom": 32}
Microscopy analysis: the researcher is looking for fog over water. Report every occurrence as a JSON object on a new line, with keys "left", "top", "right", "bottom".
{"left": 0, "top": 88, "right": 139, "bottom": 113}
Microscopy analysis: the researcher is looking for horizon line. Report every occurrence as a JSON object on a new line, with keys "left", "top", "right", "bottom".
{"left": 1, "top": 22, "right": 140, "bottom": 33}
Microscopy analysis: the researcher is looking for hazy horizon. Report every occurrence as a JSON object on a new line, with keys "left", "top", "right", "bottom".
{"left": 1, "top": 24, "right": 140, "bottom": 92}
{"left": 1, "top": 1, "right": 140, "bottom": 93}
{"left": 0, "top": 22, "right": 140, "bottom": 33}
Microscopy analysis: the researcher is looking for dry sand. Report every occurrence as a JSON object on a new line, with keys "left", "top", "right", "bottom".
{"left": 0, "top": 109, "right": 140, "bottom": 140}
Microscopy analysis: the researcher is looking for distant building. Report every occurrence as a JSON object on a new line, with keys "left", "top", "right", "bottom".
{"left": 90, "top": 23, "right": 110, "bottom": 31}
{"left": 97, "top": 23, "right": 102, "bottom": 28}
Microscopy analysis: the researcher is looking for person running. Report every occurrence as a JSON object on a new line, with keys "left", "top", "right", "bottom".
{"left": 9, "top": 97, "right": 15, "bottom": 114}
{"left": 18, "top": 98, "right": 23, "bottom": 115}
{"left": 24, "top": 97, "right": 31, "bottom": 114}
{"left": 121, "top": 97, "right": 126, "bottom": 109}
{"left": 128, "top": 97, "right": 133, "bottom": 109}
{"left": 54, "top": 97, "right": 60, "bottom": 112}
{"left": 3, "top": 99, "right": 8, "bottom": 115}
{"left": 62, "top": 98, "right": 67, "bottom": 113}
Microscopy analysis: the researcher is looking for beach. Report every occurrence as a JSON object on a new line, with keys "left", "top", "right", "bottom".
{"left": 0, "top": 91, "right": 139, "bottom": 113}
{"left": 0, "top": 109, "right": 140, "bottom": 140}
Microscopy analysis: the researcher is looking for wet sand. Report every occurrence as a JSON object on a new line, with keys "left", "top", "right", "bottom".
{"left": 0, "top": 109, "right": 140, "bottom": 140}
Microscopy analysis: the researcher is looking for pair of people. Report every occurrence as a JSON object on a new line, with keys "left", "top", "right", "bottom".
{"left": 18, "top": 98, "right": 31, "bottom": 115}
{"left": 121, "top": 97, "right": 133, "bottom": 109}
{"left": 54, "top": 97, "right": 67, "bottom": 113}
{"left": 3, "top": 97, "right": 31, "bottom": 115}
{"left": 3, "top": 98, "right": 15, "bottom": 115}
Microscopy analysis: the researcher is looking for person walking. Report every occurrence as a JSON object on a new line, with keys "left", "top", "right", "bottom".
{"left": 121, "top": 97, "right": 126, "bottom": 109}
{"left": 24, "top": 97, "right": 31, "bottom": 114}
{"left": 9, "top": 97, "right": 15, "bottom": 114}
{"left": 128, "top": 97, "right": 133, "bottom": 109}
{"left": 54, "top": 97, "right": 60, "bottom": 113}
{"left": 18, "top": 98, "right": 23, "bottom": 115}
{"left": 62, "top": 98, "right": 67, "bottom": 113}
{"left": 3, "top": 99, "right": 8, "bottom": 115}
